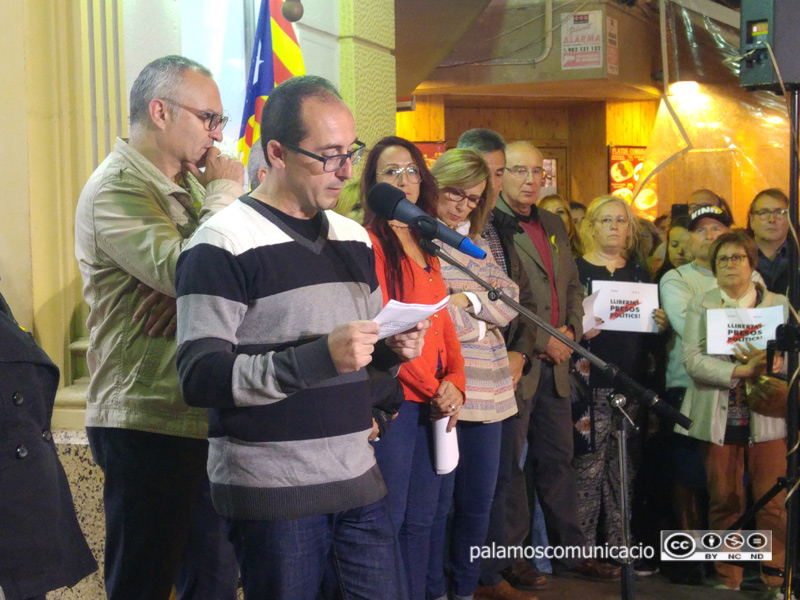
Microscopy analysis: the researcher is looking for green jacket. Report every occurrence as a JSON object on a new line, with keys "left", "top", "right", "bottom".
{"left": 74, "top": 138, "right": 241, "bottom": 438}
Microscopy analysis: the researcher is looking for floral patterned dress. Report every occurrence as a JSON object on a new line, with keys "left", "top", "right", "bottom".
{"left": 571, "top": 257, "right": 651, "bottom": 547}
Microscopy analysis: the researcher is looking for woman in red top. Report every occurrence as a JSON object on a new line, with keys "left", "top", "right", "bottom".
{"left": 362, "top": 136, "right": 466, "bottom": 600}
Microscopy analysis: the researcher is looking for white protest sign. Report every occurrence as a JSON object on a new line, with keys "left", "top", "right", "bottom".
{"left": 592, "top": 280, "right": 659, "bottom": 333}
{"left": 706, "top": 305, "right": 784, "bottom": 355}
{"left": 582, "top": 290, "right": 601, "bottom": 333}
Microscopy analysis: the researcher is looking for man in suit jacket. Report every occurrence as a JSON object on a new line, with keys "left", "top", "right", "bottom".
{"left": 493, "top": 141, "right": 619, "bottom": 585}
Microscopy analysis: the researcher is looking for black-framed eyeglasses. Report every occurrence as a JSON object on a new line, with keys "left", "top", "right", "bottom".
{"left": 284, "top": 141, "right": 366, "bottom": 172}
{"left": 444, "top": 188, "right": 482, "bottom": 208}
{"left": 716, "top": 253, "right": 748, "bottom": 267}
{"left": 751, "top": 208, "right": 789, "bottom": 220}
{"left": 161, "top": 99, "right": 228, "bottom": 131}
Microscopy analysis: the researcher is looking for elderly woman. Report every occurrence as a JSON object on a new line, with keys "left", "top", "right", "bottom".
{"left": 424, "top": 149, "right": 521, "bottom": 600}
{"left": 678, "top": 231, "right": 787, "bottom": 593}
{"left": 361, "top": 136, "right": 466, "bottom": 600}
{"left": 572, "top": 195, "right": 667, "bottom": 554}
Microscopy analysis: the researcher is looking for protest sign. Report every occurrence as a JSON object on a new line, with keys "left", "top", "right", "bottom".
{"left": 592, "top": 280, "right": 659, "bottom": 333}
{"left": 706, "top": 305, "right": 784, "bottom": 355}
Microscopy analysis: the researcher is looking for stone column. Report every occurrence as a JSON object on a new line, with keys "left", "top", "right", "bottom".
{"left": 338, "top": 0, "right": 396, "bottom": 148}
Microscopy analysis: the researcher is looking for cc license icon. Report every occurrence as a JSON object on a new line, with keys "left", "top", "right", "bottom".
{"left": 664, "top": 532, "right": 696, "bottom": 559}
{"left": 701, "top": 532, "right": 722, "bottom": 550}
{"left": 725, "top": 533, "right": 745, "bottom": 550}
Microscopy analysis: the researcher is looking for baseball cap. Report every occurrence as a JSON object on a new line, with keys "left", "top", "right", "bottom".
{"left": 687, "top": 205, "right": 732, "bottom": 231}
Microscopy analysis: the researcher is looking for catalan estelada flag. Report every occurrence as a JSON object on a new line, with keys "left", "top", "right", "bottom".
{"left": 237, "top": 0, "right": 305, "bottom": 167}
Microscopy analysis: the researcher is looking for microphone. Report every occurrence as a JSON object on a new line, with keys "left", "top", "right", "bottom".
{"left": 367, "top": 182, "right": 487, "bottom": 260}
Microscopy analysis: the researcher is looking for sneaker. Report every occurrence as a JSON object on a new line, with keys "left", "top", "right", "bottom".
{"left": 714, "top": 583, "right": 741, "bottom": 591}
{"left": 633, "top": 558, "right": 659, "bottom": 577}
{"left": 763, "top": 586, "right": 797, "bottom": 600}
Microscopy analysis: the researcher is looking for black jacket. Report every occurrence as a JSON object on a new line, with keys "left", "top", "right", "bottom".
{"left": 0, "top": 292, "right": 97, "bottom": 599}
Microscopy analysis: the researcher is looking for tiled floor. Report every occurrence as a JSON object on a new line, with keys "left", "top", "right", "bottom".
{"left": 49, "top": 431, "right": 782, "bottom": 600}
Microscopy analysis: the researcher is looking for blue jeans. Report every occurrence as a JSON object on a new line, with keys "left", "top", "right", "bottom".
{"left": 229, "top": 497, "right": 404, "bottom": 600}
{"left": 87, "top": 427, "right": 239, "bottom": 600}
{"left": 428, "top": 420, "right": 502, "bottom": 599}
{"left": 478, "top": 415, "right": 517, "bottom": 586}
{"left": 373, "top": 401, "right": 443, "bottom": 600}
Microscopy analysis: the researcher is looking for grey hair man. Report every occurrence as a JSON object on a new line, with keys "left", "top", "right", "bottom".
{"left": 494, "top": 141, "right": 621, "bottom": 584}
{"left": 75, "top": 55, "right": 243, "bottom": 600}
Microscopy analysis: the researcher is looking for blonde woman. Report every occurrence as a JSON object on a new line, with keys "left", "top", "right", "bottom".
{"left": 540, "top": 193, "right": 582, "bottom": 256}
{"left": 573, "top": 195, "right": 667, "bottom": 560}
{"left": 425, "top": 149, "right": 522, "bottom": 600}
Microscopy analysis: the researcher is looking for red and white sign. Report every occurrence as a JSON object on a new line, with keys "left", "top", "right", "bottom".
{"left": 561, "top": 11, "right": 603, "bottom": 70}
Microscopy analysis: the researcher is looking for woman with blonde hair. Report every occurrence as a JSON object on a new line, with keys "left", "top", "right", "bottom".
{"left": 573, "top": 195, "right": 667, "bottom": 563}
{"left": 425, "top": 148, "right": 522, "bottom": 600}
{"left": 540, "top": 193, "right": 582, "bottom": 256}
{"left": 578, "top": 194, "right": 641, "bottom": 257}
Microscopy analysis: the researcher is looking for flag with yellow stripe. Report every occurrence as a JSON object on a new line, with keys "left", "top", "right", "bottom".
{"left": 237, "top": 0, "right": 305, "bottom": 169}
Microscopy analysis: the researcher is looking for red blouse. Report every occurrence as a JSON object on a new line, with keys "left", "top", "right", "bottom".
{"left": 368, "top": 231, "right": 466, "bottom": 403}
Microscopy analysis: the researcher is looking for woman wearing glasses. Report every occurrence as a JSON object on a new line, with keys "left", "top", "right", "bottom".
{"left": 746, "top": 188, "right": 789, "bottom": 294}
{"left": 424, "top": 149, "right": 521, "bottom": 600}
{"left": 572, "top": 195, "right": 667, "bottom": 563}
{"left": 678, "top": 231, "right": 787, "bottom": 594}
{"left": 361, "top": 136, "right": 466, "bottom": 600}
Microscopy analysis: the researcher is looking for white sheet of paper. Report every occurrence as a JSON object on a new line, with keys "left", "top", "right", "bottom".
{"left": 706, "top": 305, "right": 784, "bottom": 355}
{"left": 433, "top": 417, "right": 459, "bottom": 474}
{"left": 592, "top": 280, "right": 659, "bottom": 333}
{"left": 582, "top": 290, "right": 601, "bottom": 333}
{"left": 373, "top": 296, "right": 450, "bottom": 340}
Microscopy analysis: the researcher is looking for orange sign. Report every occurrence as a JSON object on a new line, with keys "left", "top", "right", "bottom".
{"left": 608, "top": 146, "right": 647, "bottom": 204}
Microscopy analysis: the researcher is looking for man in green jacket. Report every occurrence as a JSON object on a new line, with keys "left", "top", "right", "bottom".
{"left": 74, "top": 55, "right": 243, "bottom": 600}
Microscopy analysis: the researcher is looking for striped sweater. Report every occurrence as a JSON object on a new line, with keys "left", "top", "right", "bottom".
{"left": 175, "top": 196, "right": 396, "bottom": 521}
{"left": 438, "top": 237, "right": 519, "bottom": 423}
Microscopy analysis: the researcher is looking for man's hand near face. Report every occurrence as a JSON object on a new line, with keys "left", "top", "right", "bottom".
{"left": 184, "top": 147, "right": 245, "bottom": 187}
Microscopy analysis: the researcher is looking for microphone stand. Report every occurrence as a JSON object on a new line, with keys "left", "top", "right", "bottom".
{"left": 418, "top": 236, "right": 693, "bottom": 600}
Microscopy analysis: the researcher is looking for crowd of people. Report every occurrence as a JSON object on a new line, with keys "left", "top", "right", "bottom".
{"left": 2, "top": 55, "right": 792, "bottom": 600}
